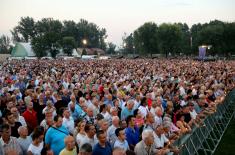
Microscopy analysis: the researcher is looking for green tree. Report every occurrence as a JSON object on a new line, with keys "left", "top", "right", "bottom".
{"left": 62, "top": 37, "right": 76, "bottom": 56}
{"left": 158, "top": 23, "right": 183, "bottom": 57}
{"left": 123, "top": 33, "right": 134, "bottom": 55}
{"left": 106, "top": 42, "right": 116, "bottom": 55}
{"left": 133, "top": 22, "right": 159, "bottom": 57}
{"left": 0, "top": 35, "right": 11, "bottom": 54}
{"left": 33, "top": 18, "right": 63, "bottom": 58}
{"left": 31, "top": 35, "right": 48, "bottom": 58}
{"left": 12, "top": 17, "right": 36, "bottom": 42}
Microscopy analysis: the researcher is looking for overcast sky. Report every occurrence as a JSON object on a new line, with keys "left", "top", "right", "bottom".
{"left": 1, "top": 0, "right": 235, "bottom": 46}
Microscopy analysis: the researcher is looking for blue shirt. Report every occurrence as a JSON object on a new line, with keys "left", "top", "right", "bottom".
{"left": 45, "top": 126, "right": 69, "bottom": 155}
{"left": 68, "top": 103, "right": 86, "bottom": 121}
{"left": 121, "top": 107, "right": 133, "bottom": 120}
{"left": 125, "top": 126, "right": 139, "bottom": 146}
{"left": 92, "top": 142, "right": 112, "bottom": 155}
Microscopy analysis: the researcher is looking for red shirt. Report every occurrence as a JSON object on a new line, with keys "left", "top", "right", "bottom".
{"left": 22, "top": 109, "right": 38, "bottom": 132}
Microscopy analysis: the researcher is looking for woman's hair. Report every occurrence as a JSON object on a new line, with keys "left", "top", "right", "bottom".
{"left": 76, "top": 121, "right": 85, "bottom": 133}
{"left": 32, "top": 126, "right": 44, "bottom": 141}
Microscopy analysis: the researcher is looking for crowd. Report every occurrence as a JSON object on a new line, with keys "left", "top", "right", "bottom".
{"left": 0, "top": 59, "right": 234, "bottom": 155}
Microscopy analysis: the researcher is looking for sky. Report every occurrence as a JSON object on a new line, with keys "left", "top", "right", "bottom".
{"left": 1, "top": 0, "right": 235, "bottom": 46}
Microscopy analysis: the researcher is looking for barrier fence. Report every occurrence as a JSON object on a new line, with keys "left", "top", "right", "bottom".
{"left": 173, "top": 89, "right": 235, "bottom": 155}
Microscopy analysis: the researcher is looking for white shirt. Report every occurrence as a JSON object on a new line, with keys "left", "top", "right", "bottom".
{"left": 62, "top": 117, "right": 74, "bottom": 134}
{"left": 114, "top": 139, "right": 129, "bottom": 151}
{"left": 138, "top": 106, "right": 148, "bottom": 118}
{"left": 154, "top": 133, "right": 169, "bottom": 148}
{"left": 79, "top": 135, "right": 98, "bottom": 149}
{"left": 154, "top": 115, "right": 163, "bottom": 126}
{"left": 107, "top": 125, "right": 117, "bottom": 145}
{"left": 27, "top": 142, "right": 43, "bottom": 155}
{"left": 17, "top": 115, "right": 27, "bottom": 126}
{"left": 76, "top": 133, "right": 87, "bottom": 147}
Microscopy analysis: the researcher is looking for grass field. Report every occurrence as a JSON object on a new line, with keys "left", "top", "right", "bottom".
{"left": 214, "top": 117, "right": 235, "bottom": 155}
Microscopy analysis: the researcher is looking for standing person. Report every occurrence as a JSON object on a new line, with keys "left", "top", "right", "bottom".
{"left": 5, "top": 112, "right": 22, "bottom": 138}
{"left": 114, "top": 128, "right": 129, "bottom": 151}
{"left": 78, "top": 143, "right": 92, "bottom": 155}
{"left": 92, "top": 130, "right": 112, "bottom": 155}
{"left": 45, "top": 115, "right": 69, "bottom": 155}
{"left": 22, "top": 101, "right": 38, "bottom": 134}
{"left": 59, "top": 136, "right": 77, "bottom": 155}
{"left": 62, "top": 108, "right": 74, "bottom": 135}
{"left": 80, "top": 124, "right": 97, "bottom": 149}
{"left": 0, "top": 124, "right": 22, "bottom": 155}
{"left": 121, "top": 100, "right": 134, "bottom": 120}
{"left": 107, "top": 116, "right": 120, "bottom": 146}
{"left": 10, "top": 107, "right": 27, "bottom": 126}
{"left": 76, "top": 121, "right": 87, "bottom": 148}
{"left": 17, "top": 126, "right": 32, "bottom": 155}
{"left": 27, "top": 126, "right": 44, "bottom": 155}
{"left": 125, "top": 115, "right": 139, "bottom": 150}
{"left": 134, "top": 130, "right": 156, "bottom": 155}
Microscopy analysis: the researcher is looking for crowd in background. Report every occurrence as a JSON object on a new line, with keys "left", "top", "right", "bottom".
{"left": 0, "top": 59, "right": 234, "bottom": 155}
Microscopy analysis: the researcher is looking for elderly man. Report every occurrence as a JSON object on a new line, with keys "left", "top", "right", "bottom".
{"left": 68, "top": 94, "right": 86, "bottom": 121}
{"left": 134, "top": 129, "right": 156, "bottom": 155}
{"left": 121, "top": 100, "right": 134, "bottom": 120}
{"left": 62, "top": 108, "right": 74, "bottom": 135}
{"left": 107, "top": 116, "right": 120, "bottom": 146}
{"left": 17, "top": 126, "right": 32, "bottom": 155}
{"left": 59, "top": 136, "right": 77, "bottom": 155}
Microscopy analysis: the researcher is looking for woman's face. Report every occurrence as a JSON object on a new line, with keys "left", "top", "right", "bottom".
{"left": 56, "top": 117, "right": 63, "bottom": 127}
{"left": 80, "top": 122, "right": 86, "bottom": 131}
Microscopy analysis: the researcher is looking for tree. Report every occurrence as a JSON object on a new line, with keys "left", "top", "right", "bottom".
{"left": 0, "top": 35, "right": 11, "bottom": 54}
{"left": 133, "top": 22, "right": 159, "bottom": 57}
{"left": 106, "top": 42, "right": 116, "bottom": 55}
{"left": 31, "top": 35, "right": 48, "bottom": 58}
{"left": 158, "top": 23, "right": 183, "bottom": 57}
{"left": 62, "top": 37, "right": 76, "bottom": 56}
{"left": 12, "top": 17, "right": 36, "bottom": 42}
{"left": 33, "top": 18, "right": 63, "bottom": 58}
{"left": 123, "top": 33, "right": 134, "bottom": 55}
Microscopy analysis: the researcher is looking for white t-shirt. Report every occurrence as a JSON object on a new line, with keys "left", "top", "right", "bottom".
{"left": 27, "top": 142, "right": 43, "bottom": 155}
{"left": 63, "top": 117, "right": 74, "bottom": 134}
{"left": 76, "top": 133, "right": 87, "bottom": 147}
{"left": 138, "top": 106, "right": 148, "bottom": 118}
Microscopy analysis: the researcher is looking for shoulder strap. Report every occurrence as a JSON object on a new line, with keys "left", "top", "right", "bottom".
{"left": 51, "top": 126, "right": 69, "bottom": 136}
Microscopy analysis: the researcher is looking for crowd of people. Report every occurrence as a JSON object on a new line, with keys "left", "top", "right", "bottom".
{"left": 0, "top": 58, "right": 234, "bottom": 155}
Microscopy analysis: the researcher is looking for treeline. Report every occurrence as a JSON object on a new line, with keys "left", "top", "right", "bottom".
{"left": 10, "top": 17, "right": 107, "bottom": 57}
{"left": 122, "top": 20, "right": 235, "bottom": 57}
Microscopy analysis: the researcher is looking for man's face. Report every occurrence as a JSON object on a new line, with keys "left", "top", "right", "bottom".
{"left": 64, "top": 110, "right": 70, "bottom": 118}
{"left": 7, "top": 114, "right": 15, "bottom": 124}
{"left": 66, "top": 137, "right": 75, "bottom": 151}
{"left": 1, "top": 128, "right": 11, "bottom": 140}
{"left": 98, "top": 133, "right": 107, "bottom": 144}
{"left": 146, "top": 134, "right": 154, "bottom": 146}
{"left": 119, "top": 130, "right": 126, "bottom": 141}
